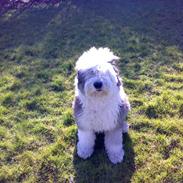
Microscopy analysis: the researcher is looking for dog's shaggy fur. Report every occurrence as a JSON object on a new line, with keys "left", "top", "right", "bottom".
{"left": 73, "top": 47, "right": 130, "bottom": 164}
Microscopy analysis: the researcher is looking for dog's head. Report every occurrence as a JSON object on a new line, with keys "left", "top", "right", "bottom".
{"left": 75, "top": 47, "right": 121, "bottom": 98}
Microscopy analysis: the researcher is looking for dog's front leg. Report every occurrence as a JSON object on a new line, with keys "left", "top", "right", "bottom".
{"left": 122, "top": 121, "right": 129, "bottom": 133}
{"left": 105, "top": 127, "right": 124, "bottom": 164}
{"left": 77, "top": 129, "right": 96, "bottom": 159}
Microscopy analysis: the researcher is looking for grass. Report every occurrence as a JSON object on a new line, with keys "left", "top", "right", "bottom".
{"left": 0, "top": 0, "right": 183, "bottom": 182}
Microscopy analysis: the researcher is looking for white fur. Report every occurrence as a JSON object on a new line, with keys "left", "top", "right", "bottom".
{"left": 74, "top": 47, "right": 130, "bottom": 164}
{"left": 75, "top": 47, "right": 119, "bottom": 71}
{"left": 77, "top": 130, "right": 96, "bottom": 159}
{"left": 105, "top": 127, "right": 124, "bottom": 164}
{"left": 77, "top": 86, "right": 127, "bottom": 132}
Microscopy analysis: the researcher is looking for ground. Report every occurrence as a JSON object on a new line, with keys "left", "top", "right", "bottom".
{"left": 0, "top": 0, "right": 183, "bottom": 182}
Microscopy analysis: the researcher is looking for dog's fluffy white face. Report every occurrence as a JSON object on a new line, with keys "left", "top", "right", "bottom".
{"left": 75, "top": 47, "right": 120, "bottom": 98}
{"left": 77, "top": 63, "right": 119, "bottom": 98}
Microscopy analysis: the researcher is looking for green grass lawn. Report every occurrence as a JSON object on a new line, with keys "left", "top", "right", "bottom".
{"left": 0, "top": 1, "right": 183, "bottom": 182}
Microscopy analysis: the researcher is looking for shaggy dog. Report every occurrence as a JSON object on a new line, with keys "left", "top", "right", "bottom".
{"left": 73, "top": 47, "right": 130, "bottom": 164}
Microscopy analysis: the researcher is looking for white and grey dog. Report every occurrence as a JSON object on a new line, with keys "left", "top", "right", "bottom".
{"left": 73, "top": 47, "right": 130, "bottom": 164}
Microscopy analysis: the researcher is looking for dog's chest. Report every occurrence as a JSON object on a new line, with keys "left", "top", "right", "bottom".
{"left": 80, "top": 99, "right": 119, "bottom": 131}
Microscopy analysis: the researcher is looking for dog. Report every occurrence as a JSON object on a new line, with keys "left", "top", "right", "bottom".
{"left": 73, "top": 47, "right": 130, "bottom": 164}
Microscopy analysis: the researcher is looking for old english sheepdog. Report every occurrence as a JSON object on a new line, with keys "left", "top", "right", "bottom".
{"left": 73, "top": 47, "right": 130, "bottom": 164}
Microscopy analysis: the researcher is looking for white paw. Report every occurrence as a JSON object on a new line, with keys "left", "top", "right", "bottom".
{"left": 77, "top": 143, "right": 94, "bottom": 159}
{"left": 122, "top": 122, "right": 129, "bottom": 133}
{"left": 107, "top": 149, "right": 124, "bottom": 164}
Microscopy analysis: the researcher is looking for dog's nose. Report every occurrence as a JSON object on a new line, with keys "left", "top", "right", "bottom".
{"left": 93, "top": 81, "right": 103, "bottom": 89}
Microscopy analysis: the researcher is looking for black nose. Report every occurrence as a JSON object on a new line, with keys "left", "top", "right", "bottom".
{"left": 93, "top": 81, "right": 103, "bottom": 89}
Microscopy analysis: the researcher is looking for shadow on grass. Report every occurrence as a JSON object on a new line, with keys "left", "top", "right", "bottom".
{"left": 75, "top": 0, "right": 183, "bottom": 49}
{"left": 0, "top": 8, "right": 61, "bottom": 50}
{"left": 1, "top": 0, "right": 183, "bottom": 52}
{"left": 73, "top": 133, "right": 135, "bottom": 183}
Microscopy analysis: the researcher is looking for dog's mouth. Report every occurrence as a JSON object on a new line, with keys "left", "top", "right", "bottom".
{"left": 90, "top": 89, "right": 108, "bottom": 97}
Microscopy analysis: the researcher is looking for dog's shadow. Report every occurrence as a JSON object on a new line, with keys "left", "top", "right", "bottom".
{"left": 73, "top": 133, "right": 135, "bottom": 183}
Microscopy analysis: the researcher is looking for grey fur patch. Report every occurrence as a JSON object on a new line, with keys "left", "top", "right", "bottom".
{"left": 73, "top": 96, "right": 85, "bottom": 130}
{"left": 77, "top": 71, "right": 86, "bottom": 94}
{"left": 113, "top": 65, "right": 122, "bottom": 87}
{"left": 108, "top": 60, "right": 122, "bottom": 87}
{"left": 117, "top": 76, "right": 122, "bottom": 87}
{"left": 108, "top": 59, "right": 119, "bottom": 66}
{"left": 77, "top": 68, "right": 96, "bottom": 94}
{"left": 73, "top": 96, "right": 83, "bottom": 118}
{"left": 117, "top": 100, "right": 130, "bottom": 126}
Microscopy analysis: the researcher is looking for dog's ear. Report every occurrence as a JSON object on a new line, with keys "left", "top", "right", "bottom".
{"left": 77, "top": 70, "right": 81, "bottom": 77}
{"left": 113, "top": 65, "right": 120, "bottom": 75}
{"left": 77, "top": 70, "right": 85, "bottom": 84}
{"left": 108, "top": 59, "right": 118, "bottom": 66}
{"left": 77, "top": 71, "right": 82, "bottom": 83}
{"left": 108, "top": 60, "right": 122, "bottom": 87}
{"left": 117, "top": 76, "right": 121, "bottom": 87}
{"left": 108, "top": 59, "right": 120, "bottom": 73}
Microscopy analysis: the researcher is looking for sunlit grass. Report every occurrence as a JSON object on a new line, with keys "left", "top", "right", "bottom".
{"left": 0, "top": 1, "right": 183, "bottom": 182}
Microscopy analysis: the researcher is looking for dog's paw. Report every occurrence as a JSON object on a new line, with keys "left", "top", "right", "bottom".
{"left": 107, "top": 149, "right": 124, "bottom": 164}
{"left": 77, "top": 143, "right": 94, "bottom": 159}
{"left": 122, "top": 121, "right": 129, "bottom": 133}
